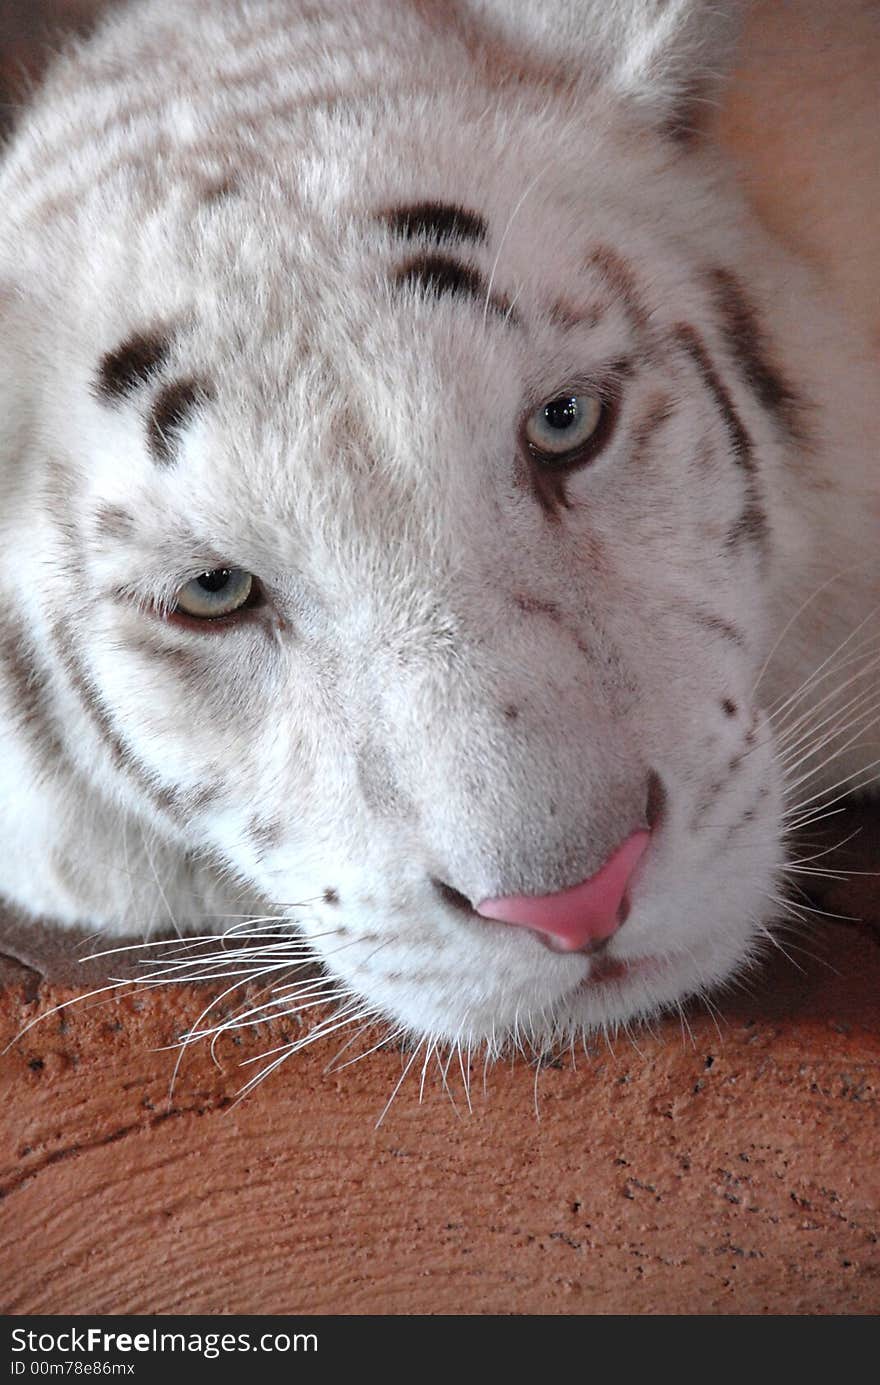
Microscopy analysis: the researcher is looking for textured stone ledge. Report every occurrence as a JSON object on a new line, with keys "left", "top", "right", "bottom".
{"left": 2, "top": 909, "right": 878, "bottom": 1316}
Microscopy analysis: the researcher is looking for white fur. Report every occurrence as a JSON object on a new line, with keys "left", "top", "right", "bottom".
{"left": 0, "top": 0, "right": 877, "bottom": 1053}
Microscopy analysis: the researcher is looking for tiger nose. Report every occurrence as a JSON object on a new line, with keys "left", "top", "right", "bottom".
{"left": 474, "top": 830, "right": 651, "bottom": 952}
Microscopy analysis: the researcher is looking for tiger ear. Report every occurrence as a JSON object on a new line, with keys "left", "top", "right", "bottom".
{"left": 463, "top": 0, "right": 747, "bottom": 140}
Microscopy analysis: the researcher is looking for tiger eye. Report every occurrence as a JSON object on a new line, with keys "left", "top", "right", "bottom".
{"left": 174, "top": 568, "right": 255, "bottom": 619}
{"left": 524, "top": 394, "right": 604, "bottom": 464}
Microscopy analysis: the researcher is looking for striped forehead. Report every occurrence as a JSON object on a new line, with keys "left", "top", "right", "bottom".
{"left": 87, "top": 225, "right": 652, "bottom": 478}
{"left": 373, "top": 201, "right": 662, "bottom": 341}
{"left": 89, "top": 209, "right": 782, "bottom": 480}
{"left": 94, "top": 329, "right": 213, "bottom": 468}
{"left": 378, "top": 201, "right": 489, "bottom": 245}
{"left": 377, "top": 199, "right": 515, "bottom": 322}
{"left": 88, "top": 199, "right": 512, "bottom": 470}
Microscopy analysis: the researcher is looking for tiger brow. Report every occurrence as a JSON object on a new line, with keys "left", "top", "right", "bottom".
{"left": 94, "top": 330, "right": 170, "bottom": 400}
{"left": 393, "top": 252, "right": 517, "bottom": 323}
{"left": 379, "top": 201, "right": 488, "bottom": 245}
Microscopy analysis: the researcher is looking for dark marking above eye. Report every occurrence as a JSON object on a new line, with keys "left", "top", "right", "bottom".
{"left": 381, "top": 201, "right": 488, "bottom": 245}
{"left": 147, "top": 378, "right": 211, "bottom": 465}
{"left": 586, "top": 245, "right": 651, "bottom": 334}
{"left": 95, "top": 331, "right": 169, "bottom": 400}
{"left": 394, "top": 253, "right": 514, "bottom": 321}
{"left": 397, "top": 252, "right": 481, "bottom": 299}
{"left": 707, "top": 266, "right": 807, "bottom": 445}
{"left": 721, "top": 698, "right": 738, "bottom": 718}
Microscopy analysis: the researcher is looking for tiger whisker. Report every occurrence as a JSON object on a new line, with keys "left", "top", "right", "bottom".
{"left": 375, "top": 1039, "right": 426, "bottom": 1129}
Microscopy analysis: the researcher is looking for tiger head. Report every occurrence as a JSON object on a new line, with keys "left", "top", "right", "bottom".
{"left": 1, "top": 0, "right": 872, "bottom": 1056}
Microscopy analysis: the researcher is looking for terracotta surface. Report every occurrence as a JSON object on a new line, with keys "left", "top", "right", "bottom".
{"left": 2, "top": 889, "right": 879, "bottom": 1316}
{"left": 2, "top": 0, "right": 879, "bottom": 1318}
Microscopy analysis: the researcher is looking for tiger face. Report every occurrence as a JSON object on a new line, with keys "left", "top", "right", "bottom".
{"left": 1, "top": 0, "right": 873, "bottom": 1057}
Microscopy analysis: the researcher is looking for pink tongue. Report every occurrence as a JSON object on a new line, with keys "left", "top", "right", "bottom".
{"left": 475, "top": 830, "right": 651, "bottom": 952}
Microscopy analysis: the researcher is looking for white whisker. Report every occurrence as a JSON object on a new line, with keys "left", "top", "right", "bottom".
{"left": 481, "top": 165, "right": 546, "bottom": 330}
{"left": 375, "top": 1040, "right": 425, "bottom": 1128}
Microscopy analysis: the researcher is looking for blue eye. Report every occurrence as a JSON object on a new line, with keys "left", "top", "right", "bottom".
{"left": 524, "top": 394, "right": 604, "bottom": 460}
{"left": 174, "top": 568, "right": 254, "bottom": 619}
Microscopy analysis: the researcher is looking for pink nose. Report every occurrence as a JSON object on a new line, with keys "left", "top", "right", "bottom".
{"left": 475, "top": 830, "right": 651, "bottom": 952}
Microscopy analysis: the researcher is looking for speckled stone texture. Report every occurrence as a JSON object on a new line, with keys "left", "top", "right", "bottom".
{"left": 1, "top": 0, "right": 879, "bottom": 1317}
{"left": 1, "top": 897, "right": 879, "bottom": 1315}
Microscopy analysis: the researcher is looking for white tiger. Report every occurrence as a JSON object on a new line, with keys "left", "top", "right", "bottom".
{"left": 0, "top": 0, "right": 877, "bottom": 1057}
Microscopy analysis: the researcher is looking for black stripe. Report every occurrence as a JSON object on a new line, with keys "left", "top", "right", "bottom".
{"left": 707, "top": 267, "right": 806, "bottom": 444}
{"left": 587, "top": 245, "right": 650, "bottom": 334}
{"left": 674, "top": 324, "right": 753, "bottom": 468}
{"left": 673, "top": 323, "right": 768, "bottom": 553}
{"left": 147, "top": 378, "right": 211, "bottom": 465}
{"left": 95, "top": 331, "right": 169, "bottom": 401}
{"left": 381, "top": 202, "right": 488, "bottom": 245}
{"left": 394, "top": 253, "right": 513, "bottom": 321}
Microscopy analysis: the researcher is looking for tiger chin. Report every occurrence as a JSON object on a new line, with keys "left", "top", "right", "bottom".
{"left": 0, "top": 0, "right": 877, "bottom": 1066}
